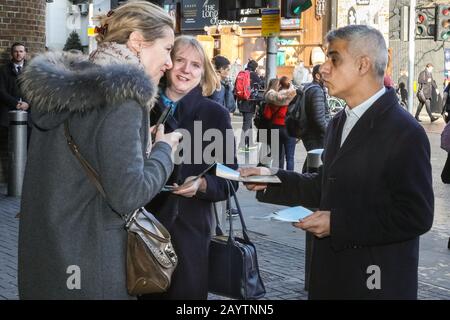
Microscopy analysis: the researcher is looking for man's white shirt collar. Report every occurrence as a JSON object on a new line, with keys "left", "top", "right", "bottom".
{"left": 344, "top": 86, "right": 386, "bottom": 120}
{"left": 341, "top": 86, "right": 386, "bottom": 146}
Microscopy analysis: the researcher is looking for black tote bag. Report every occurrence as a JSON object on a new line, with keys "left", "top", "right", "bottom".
{"left": 208, "top": 181, "right": 266, "bottom": 300}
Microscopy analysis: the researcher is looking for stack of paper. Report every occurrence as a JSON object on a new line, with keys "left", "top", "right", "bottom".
{"left": 266, "top": 206, "right": 313, "bottom": 222}
{"left": 215, "top": 163, "right": 281, "bottom": 184}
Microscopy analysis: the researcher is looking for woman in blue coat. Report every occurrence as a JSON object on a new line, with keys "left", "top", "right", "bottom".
{"left": 143, "top": 36, "right": 238, "bottom": 300}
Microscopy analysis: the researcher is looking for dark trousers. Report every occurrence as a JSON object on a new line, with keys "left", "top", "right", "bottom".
{"left": 415, "top": 99, "right": 433, "bottom": 120}
{"left": 302, "top": 138, "right": 324, "bottom": 173}
{"left": 272, "top": 125, "right": 296, "bottom": 171}
{"left": 442, "top": 153, "right": 450, "bottom": 184}
{"left": 239, "top": 112, "right": 254, "bottom": 148}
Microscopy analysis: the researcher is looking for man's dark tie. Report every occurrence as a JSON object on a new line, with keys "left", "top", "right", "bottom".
{"left": 16, "top": 66, "right": 21, "bottom": 74}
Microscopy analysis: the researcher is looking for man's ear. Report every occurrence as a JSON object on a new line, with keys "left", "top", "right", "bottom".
{"left": 358, "top": 56, "right": 371, "bottom": 76}
{"left": 127, "top": 31, "right": 145, "bottom": 53}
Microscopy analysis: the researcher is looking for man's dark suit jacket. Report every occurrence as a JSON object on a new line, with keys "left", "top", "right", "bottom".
{"left": 257, "top": 87, "right": 434, "bottom": 299}
{"left": 0, "top": 61, "right": 26, "bottom": 127}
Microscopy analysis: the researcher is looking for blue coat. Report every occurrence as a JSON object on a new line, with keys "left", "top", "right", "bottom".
{"left": 145, "top": 86, "right": 238, "bottom": 299}
{"left": 257, "top": 88, "right": 434, "bottom": 299}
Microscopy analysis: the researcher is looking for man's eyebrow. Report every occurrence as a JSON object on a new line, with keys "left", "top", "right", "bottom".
{"left": 327, "top": 50, "right": 339, "bottom": 57}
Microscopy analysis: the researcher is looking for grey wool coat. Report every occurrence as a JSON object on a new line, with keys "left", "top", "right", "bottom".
{"left": 17, "top": 51, "right": 174, "bottom": 299}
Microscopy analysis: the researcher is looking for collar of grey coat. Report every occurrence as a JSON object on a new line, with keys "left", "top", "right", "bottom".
{"left": 18, "top": 49, "right": 156, "bottom": 130}
{"left": 327, "top": 87, "right": 399, "bottom": 168}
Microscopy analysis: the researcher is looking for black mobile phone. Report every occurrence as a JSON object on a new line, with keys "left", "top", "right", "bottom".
{"left": 151, "top": 107, "right": 171, "bottom": 141}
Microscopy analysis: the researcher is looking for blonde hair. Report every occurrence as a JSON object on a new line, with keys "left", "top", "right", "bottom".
{"left": 171, "top": 36, "right": 220, "bottom": 97}
{"left": 95, "top": 1, "right": 174, "bottom": 44}
{"left": 265, "top": 78, "right": 280, "bottom": 96}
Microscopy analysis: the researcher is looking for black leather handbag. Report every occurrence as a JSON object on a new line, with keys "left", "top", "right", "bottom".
{"left": 208, "top": 182, "right": 266, "bottom": 300}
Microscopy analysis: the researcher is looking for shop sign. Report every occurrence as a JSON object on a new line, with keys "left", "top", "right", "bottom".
{"left": 281, "top": 18, "right": 301, "bottom": 29}
{"left": 337, "top": 0, "right": 389, "bottom": 46}
{"left": 181, "top": 0, "right": 261, "bottom": 30}
{"left": 261, "top": 8, "right": 281, "bottom": 37}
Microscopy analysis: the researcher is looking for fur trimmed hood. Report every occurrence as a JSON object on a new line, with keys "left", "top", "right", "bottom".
{"left": 20, "top": 50, "right": 156, "bottom": 129}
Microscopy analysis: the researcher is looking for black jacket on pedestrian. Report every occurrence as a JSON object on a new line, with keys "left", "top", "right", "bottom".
{"left": 303, "top": 82, "right": 330, "bottom": 144}
{"left": 0, "top": 61, "right": 27, "bottom": 127}
{"left": 145, "top": 86, "right": 238, "bottom": 299}
{"left": 257, "top": 88, "right": 434, "bottom": 299}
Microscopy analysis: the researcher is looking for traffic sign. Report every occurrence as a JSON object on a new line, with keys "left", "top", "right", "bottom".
{"left": 261, "top": 8, "right": 280, "bottom": 37}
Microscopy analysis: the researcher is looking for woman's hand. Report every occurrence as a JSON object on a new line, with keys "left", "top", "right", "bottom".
{"left": 151, "top": 124, "right": 182, "bottom": 151}
{"left": 171, "top": 176, "right": 207, "bottom": 198}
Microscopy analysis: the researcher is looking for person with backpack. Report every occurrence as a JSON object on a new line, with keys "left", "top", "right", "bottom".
{"left": 235, "top": 59, "right": 263, "bottom": 152}
{"left": 263, "top": 77, "right": 297, "bottom": 170}
{"left": 209, "top": 55, "right": 239, "bottom": 218}
{"left": 299, "top": 64, "right": 331, "bottom": 172}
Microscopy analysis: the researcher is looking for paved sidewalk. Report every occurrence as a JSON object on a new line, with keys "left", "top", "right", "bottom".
{"left": 0, "top": 188, "right": 19, "bottom": 300}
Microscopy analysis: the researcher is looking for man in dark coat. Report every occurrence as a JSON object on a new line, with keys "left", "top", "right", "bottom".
{"left": 240, "top": 25, "right": 434, "bottom": 300}
{"left": 301, "top": 63, "right": 331, "bottom": 172}
{"left": 415, "top": 63, "right": 439, "bottom": 122}
{"left": 0, "top": 42, "right": 29, "bottom": 128}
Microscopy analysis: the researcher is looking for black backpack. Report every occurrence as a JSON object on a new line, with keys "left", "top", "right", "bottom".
{"left": 253, "top": 102, "right": 267, "bottom": 129}
{"left": 285, "top": 84, "right": 318, "bottom": 139}
{"left": 254, "top": 102, "right": 282, "bottom": 130}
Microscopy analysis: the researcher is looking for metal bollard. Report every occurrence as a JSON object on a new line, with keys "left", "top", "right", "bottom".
{"left": 304, "top": 148, "right": 324, "bottom": 291}
{"left": 8, "top": 110, "right": 28, "bottom": 197}
{"left": 306, "top": 148, "right": 324, "bottom": 173}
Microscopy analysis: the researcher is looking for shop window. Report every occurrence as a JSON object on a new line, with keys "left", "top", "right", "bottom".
{"left": 277, "top": 37, "right": 300, "bottom": 67}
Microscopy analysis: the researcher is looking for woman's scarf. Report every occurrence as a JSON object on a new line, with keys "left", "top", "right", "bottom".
{"left": 89, "top": 42, "right": 142, "bottom": 68}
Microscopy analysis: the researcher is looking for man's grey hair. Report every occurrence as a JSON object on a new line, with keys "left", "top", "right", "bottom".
{"left": 326, "top": 25, "right": 388, "bottom": 79}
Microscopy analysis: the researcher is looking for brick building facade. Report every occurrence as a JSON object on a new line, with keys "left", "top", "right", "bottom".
{"left": 0, "top": 0, "right": 46, "bottom": 182}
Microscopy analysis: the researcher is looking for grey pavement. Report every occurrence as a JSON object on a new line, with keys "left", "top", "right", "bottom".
{"left": 1, "top": 113, "right": 450, "bottom": 300}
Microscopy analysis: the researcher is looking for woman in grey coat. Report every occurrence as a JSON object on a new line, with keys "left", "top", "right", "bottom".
{"left": 17, "top": 1, "right": 181, "bottom": 299}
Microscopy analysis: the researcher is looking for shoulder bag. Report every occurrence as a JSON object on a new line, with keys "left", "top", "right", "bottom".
{"left": 63, "top": 121, "right": 177, "bottom": 296}
{"left": 208, "top": 181, "right": 266, "bottom": 300}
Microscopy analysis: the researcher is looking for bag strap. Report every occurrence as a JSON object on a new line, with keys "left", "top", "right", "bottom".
{"left": 64, "top": 120, "right": 127, "bottom": 221}
{"left": 229, "top": 181, "right": 251, "bottom": 242}
{"left": 212, "top": 202, "right": 224, "bottom": 237}
{"left": 223, "top": 180, "right": 251, "bottom": 243}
